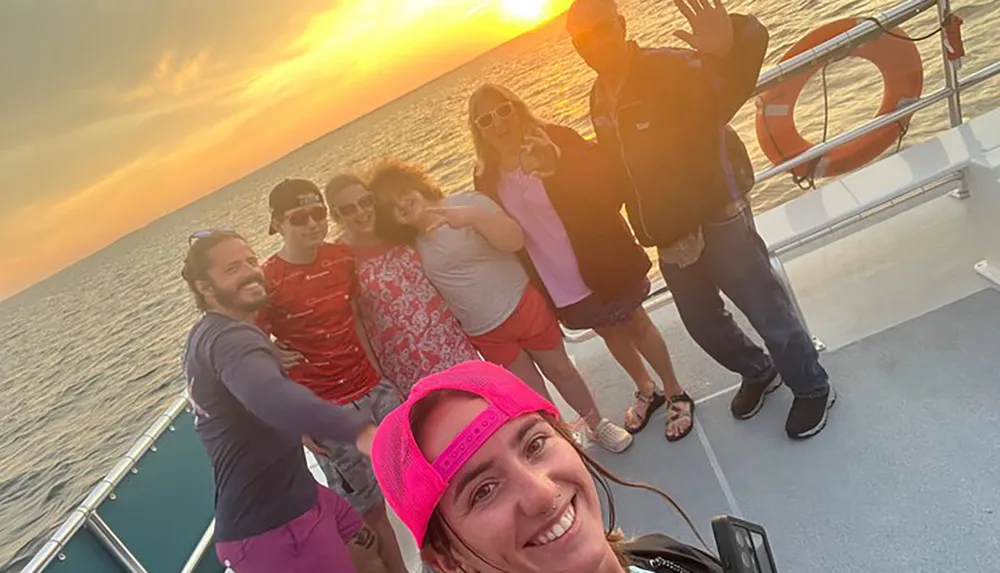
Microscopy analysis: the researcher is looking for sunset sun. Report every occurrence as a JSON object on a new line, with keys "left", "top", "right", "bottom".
{"left": 500, "top": 0, "right": 547, "bottom": 20}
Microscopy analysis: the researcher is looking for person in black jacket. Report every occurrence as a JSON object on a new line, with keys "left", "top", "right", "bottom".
{"left": 566, "top": 0, "right": 835, "bottom": 440}
{"left": 468, "top": 82, "right": 694, "bottom": 441}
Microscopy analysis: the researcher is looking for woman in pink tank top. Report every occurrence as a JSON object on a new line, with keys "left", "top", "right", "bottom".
{"left": 467, "top": 83, "right": 695, "bottom": 442}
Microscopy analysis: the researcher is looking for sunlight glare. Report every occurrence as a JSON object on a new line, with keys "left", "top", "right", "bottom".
{"left": 500, "top": 0, "right": 547, "bottom": 21}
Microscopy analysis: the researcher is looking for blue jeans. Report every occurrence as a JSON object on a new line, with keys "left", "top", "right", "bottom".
{"left": 658, "top": 211, "right": 829, "bottom": 398}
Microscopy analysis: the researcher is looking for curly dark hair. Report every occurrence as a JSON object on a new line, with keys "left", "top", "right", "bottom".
{"left": 366, "top": 157, "right": 445, "bottom": 245}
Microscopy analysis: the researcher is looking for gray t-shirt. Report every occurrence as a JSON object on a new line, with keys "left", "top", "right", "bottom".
{"left": 416, "top": 192, "right": 528, "bottom": 336}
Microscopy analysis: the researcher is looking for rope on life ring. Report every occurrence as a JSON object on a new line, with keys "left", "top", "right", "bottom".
{"left": 754, "top": 18, "right": 925, "bottom": 183}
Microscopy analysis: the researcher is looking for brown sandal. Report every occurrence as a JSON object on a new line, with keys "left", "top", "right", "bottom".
{"left": 624, "top": 390, "right": 666, "bottom": 434}
{"left": 665, "top": 393, "right": 695, "bottom": 442}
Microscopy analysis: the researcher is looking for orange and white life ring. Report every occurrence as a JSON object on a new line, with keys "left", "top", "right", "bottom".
{"left": 755, "top": 18, "right": 924, "bottom": 180}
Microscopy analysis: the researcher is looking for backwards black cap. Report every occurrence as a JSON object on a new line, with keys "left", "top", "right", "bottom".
{"left": 267, "top": 179, "right": 324, "bottom": 235}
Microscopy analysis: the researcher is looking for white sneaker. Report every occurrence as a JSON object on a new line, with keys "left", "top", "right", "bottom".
{"left": 589, "top": 418, "right": 633, "bottom": 453}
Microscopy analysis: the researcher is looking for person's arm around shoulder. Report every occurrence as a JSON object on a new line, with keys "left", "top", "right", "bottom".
{"left": 253, "top": 266, "right": 305, "bottom": 371}
{"left": 539, "top": 124, "right": 584, "bottom": 163}
{"left": 211, "top": 323, "right": 374, "bottom": 451}
{"left": 542, "top": 125, "right": 629, "bottom": 210}
{"left": 427, "top": 192, "right": 525, "bottom": 253}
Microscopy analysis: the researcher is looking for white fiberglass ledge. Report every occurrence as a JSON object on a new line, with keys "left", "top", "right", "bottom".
{"left": 961, "top": 110, "right": 1000, "bottom": 288}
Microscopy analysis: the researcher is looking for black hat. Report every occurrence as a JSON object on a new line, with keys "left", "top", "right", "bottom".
{"left": 267, "top": 179, "right": 324, "bottom": 235}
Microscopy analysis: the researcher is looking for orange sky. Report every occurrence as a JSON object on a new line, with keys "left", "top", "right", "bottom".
{"left": 0, "top": 0, "right": 571, "bottom": 301}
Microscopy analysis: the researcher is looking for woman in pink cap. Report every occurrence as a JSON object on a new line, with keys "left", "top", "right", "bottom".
{"left": 371, "top": 361, "right": 722, "bottom": 573}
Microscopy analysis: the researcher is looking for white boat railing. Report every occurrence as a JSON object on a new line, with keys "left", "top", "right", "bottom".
{"left": 179, "top": 519, "right": 216, "bottom": 573}
{"left": 85, "top": 514, "right": 148, "bottom": 573}
{"left": 563, "top": 0, "right": 1000, "bottom": 344}
{"left": 754, "top": 0, "right": 932, "bottom": 91}
{"left": 750, "top": 0, "right": 963, "bottom": 174}
{"left": 20, "top": 395, "right": 190, "bottom": 573}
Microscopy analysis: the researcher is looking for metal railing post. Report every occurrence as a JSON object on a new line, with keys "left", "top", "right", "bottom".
{"left": 937, "top": 0, "right": 970, "bottom": 199}
{"left": 180, "top": 519, "right": 216, "bottom": 573}
{"left": 937, "top": 0, "right": 963, "bottom": 126}
{"left": 85, "top": 514, "right": 149, "bottom": 573}
{"left": 19, "top": 395, "right": 189, "bottom": 573}
{"left": 769, "top": 255, "right": 826, "bottom": 352}
{"left": 752, "top": 0, "right": 938, "bottom": 96}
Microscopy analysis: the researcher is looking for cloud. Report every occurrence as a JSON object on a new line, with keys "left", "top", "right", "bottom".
{"left": 0, "top": 85, "right": 313, "bottom": 299}
{"left": 0, "top": 0, "right": 330, "bottom": 152}
{"left": 238, "top": 0, "right": 499, "bottom": 103}
{"left": 464, "top": 1, "right": 491, "bottom": 17}
{"left": 121, "top": 49, "right": 214, "bottom": 102}
{"left": 50, "top": 154, "right": 164, "bottom": 218}
{"left": 0, "top": 0, "right": 573, "bottom": 300}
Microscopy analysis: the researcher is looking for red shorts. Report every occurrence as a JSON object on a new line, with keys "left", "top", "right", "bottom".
{"left": 469, "top": 284, "right": 563, "bottom": 366}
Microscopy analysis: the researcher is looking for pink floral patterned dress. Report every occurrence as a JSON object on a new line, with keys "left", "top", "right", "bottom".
{"left": 348, "top": 242, "right": 480, "bottom": 397}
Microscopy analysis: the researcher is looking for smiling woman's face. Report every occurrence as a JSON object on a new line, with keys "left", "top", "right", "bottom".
{"left": 471, "top": 88, "right": 524, "bottom": 154}
{"left": 416, "top": 393, "right": 616, "bottom": 573}
{"left": 329, "top": 183, "right": 376, "bottom": 236}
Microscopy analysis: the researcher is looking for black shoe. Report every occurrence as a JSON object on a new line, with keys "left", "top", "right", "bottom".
{"left": 785, "top": 386, "right": 837, "bottom": 440}
{"left": 730, "top": 367, "right": 782, "bottom": 420}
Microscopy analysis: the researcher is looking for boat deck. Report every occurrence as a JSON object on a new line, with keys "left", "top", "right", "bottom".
{"left": 350, "top": 192, "right": 1000, "bottom": 572}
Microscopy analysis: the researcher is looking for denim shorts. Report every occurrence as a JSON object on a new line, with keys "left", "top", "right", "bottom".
{"left": 317, "top": 378, "right": 402, "bottom": 515}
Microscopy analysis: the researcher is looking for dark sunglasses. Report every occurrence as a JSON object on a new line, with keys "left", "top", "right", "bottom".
{"left": 333, "top": 194, "right": 375, "bottom": 217}
{"left": 188, "top": 227, "right": 235, "bottom": 245}
{"left": 571, "top": 19, "right": 619, "bottom": 46}
{"left": 285, "top": 205, "right": 328, "bottom": 226}
{"left": 475, "top": 102, "right": 514, "bottom": 129}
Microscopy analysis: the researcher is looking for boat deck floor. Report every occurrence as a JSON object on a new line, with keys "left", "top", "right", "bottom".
{"left": 312, "top": 195, "right": 1000, "bottom": 573}
{"left": 595, "top": 287, "right": 1000, "bottom": 573}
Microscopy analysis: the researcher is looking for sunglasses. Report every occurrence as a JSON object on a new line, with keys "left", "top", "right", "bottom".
{"left": 475, "top": 102, "right": 514, "bottom": 129}
{"left": 333, "top": 194, "right": 375, "bottom": 217}
{"left": 285, "top": 205, "right": 328, "bottom": 226}
{"left": 571, "top": 19, "right": 619, "bottom": 46}
{"left": 188, "top": 227, "right": 235, "bottom": 245}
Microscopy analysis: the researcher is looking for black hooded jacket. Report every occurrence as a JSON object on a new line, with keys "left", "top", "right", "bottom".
{"left": 588, "top": 14, "right": 769, "bottom": 248}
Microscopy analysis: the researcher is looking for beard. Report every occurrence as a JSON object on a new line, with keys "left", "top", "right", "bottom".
{"left": 213, "top": 274, "right": 268, "bottom": 313}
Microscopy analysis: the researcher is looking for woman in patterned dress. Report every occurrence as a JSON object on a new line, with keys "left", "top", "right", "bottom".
{"left": 323, "top": 173, "right": 480, "bottom": 397}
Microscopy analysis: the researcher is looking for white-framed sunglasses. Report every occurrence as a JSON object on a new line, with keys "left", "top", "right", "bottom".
{"left": 475, "top": 102, "right": 514, "bottom": 129}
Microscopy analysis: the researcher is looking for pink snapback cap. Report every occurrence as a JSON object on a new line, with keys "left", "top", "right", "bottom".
{"left": 370, "top": 360, "right": 560, "bottom": 547}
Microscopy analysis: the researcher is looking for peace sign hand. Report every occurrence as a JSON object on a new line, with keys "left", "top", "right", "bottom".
{"left": 519, "top": 130, "right": 561, "bottom": 179}
{"left": 673, "top": 0, "right": 734, "bottom": 57}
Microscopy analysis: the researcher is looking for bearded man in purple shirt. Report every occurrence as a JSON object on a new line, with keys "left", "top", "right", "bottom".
{"left": 180, "top": 228, "right": 381, "bottom": 573}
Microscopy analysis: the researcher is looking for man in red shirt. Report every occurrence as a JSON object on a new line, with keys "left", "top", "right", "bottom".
{"left": 257, "top": 178, "right": 407, "bottom": 573}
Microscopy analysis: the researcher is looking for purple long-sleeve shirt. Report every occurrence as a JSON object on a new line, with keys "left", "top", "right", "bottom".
{"left": 183, "top": 311, "right": 368, "bottom": 541}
